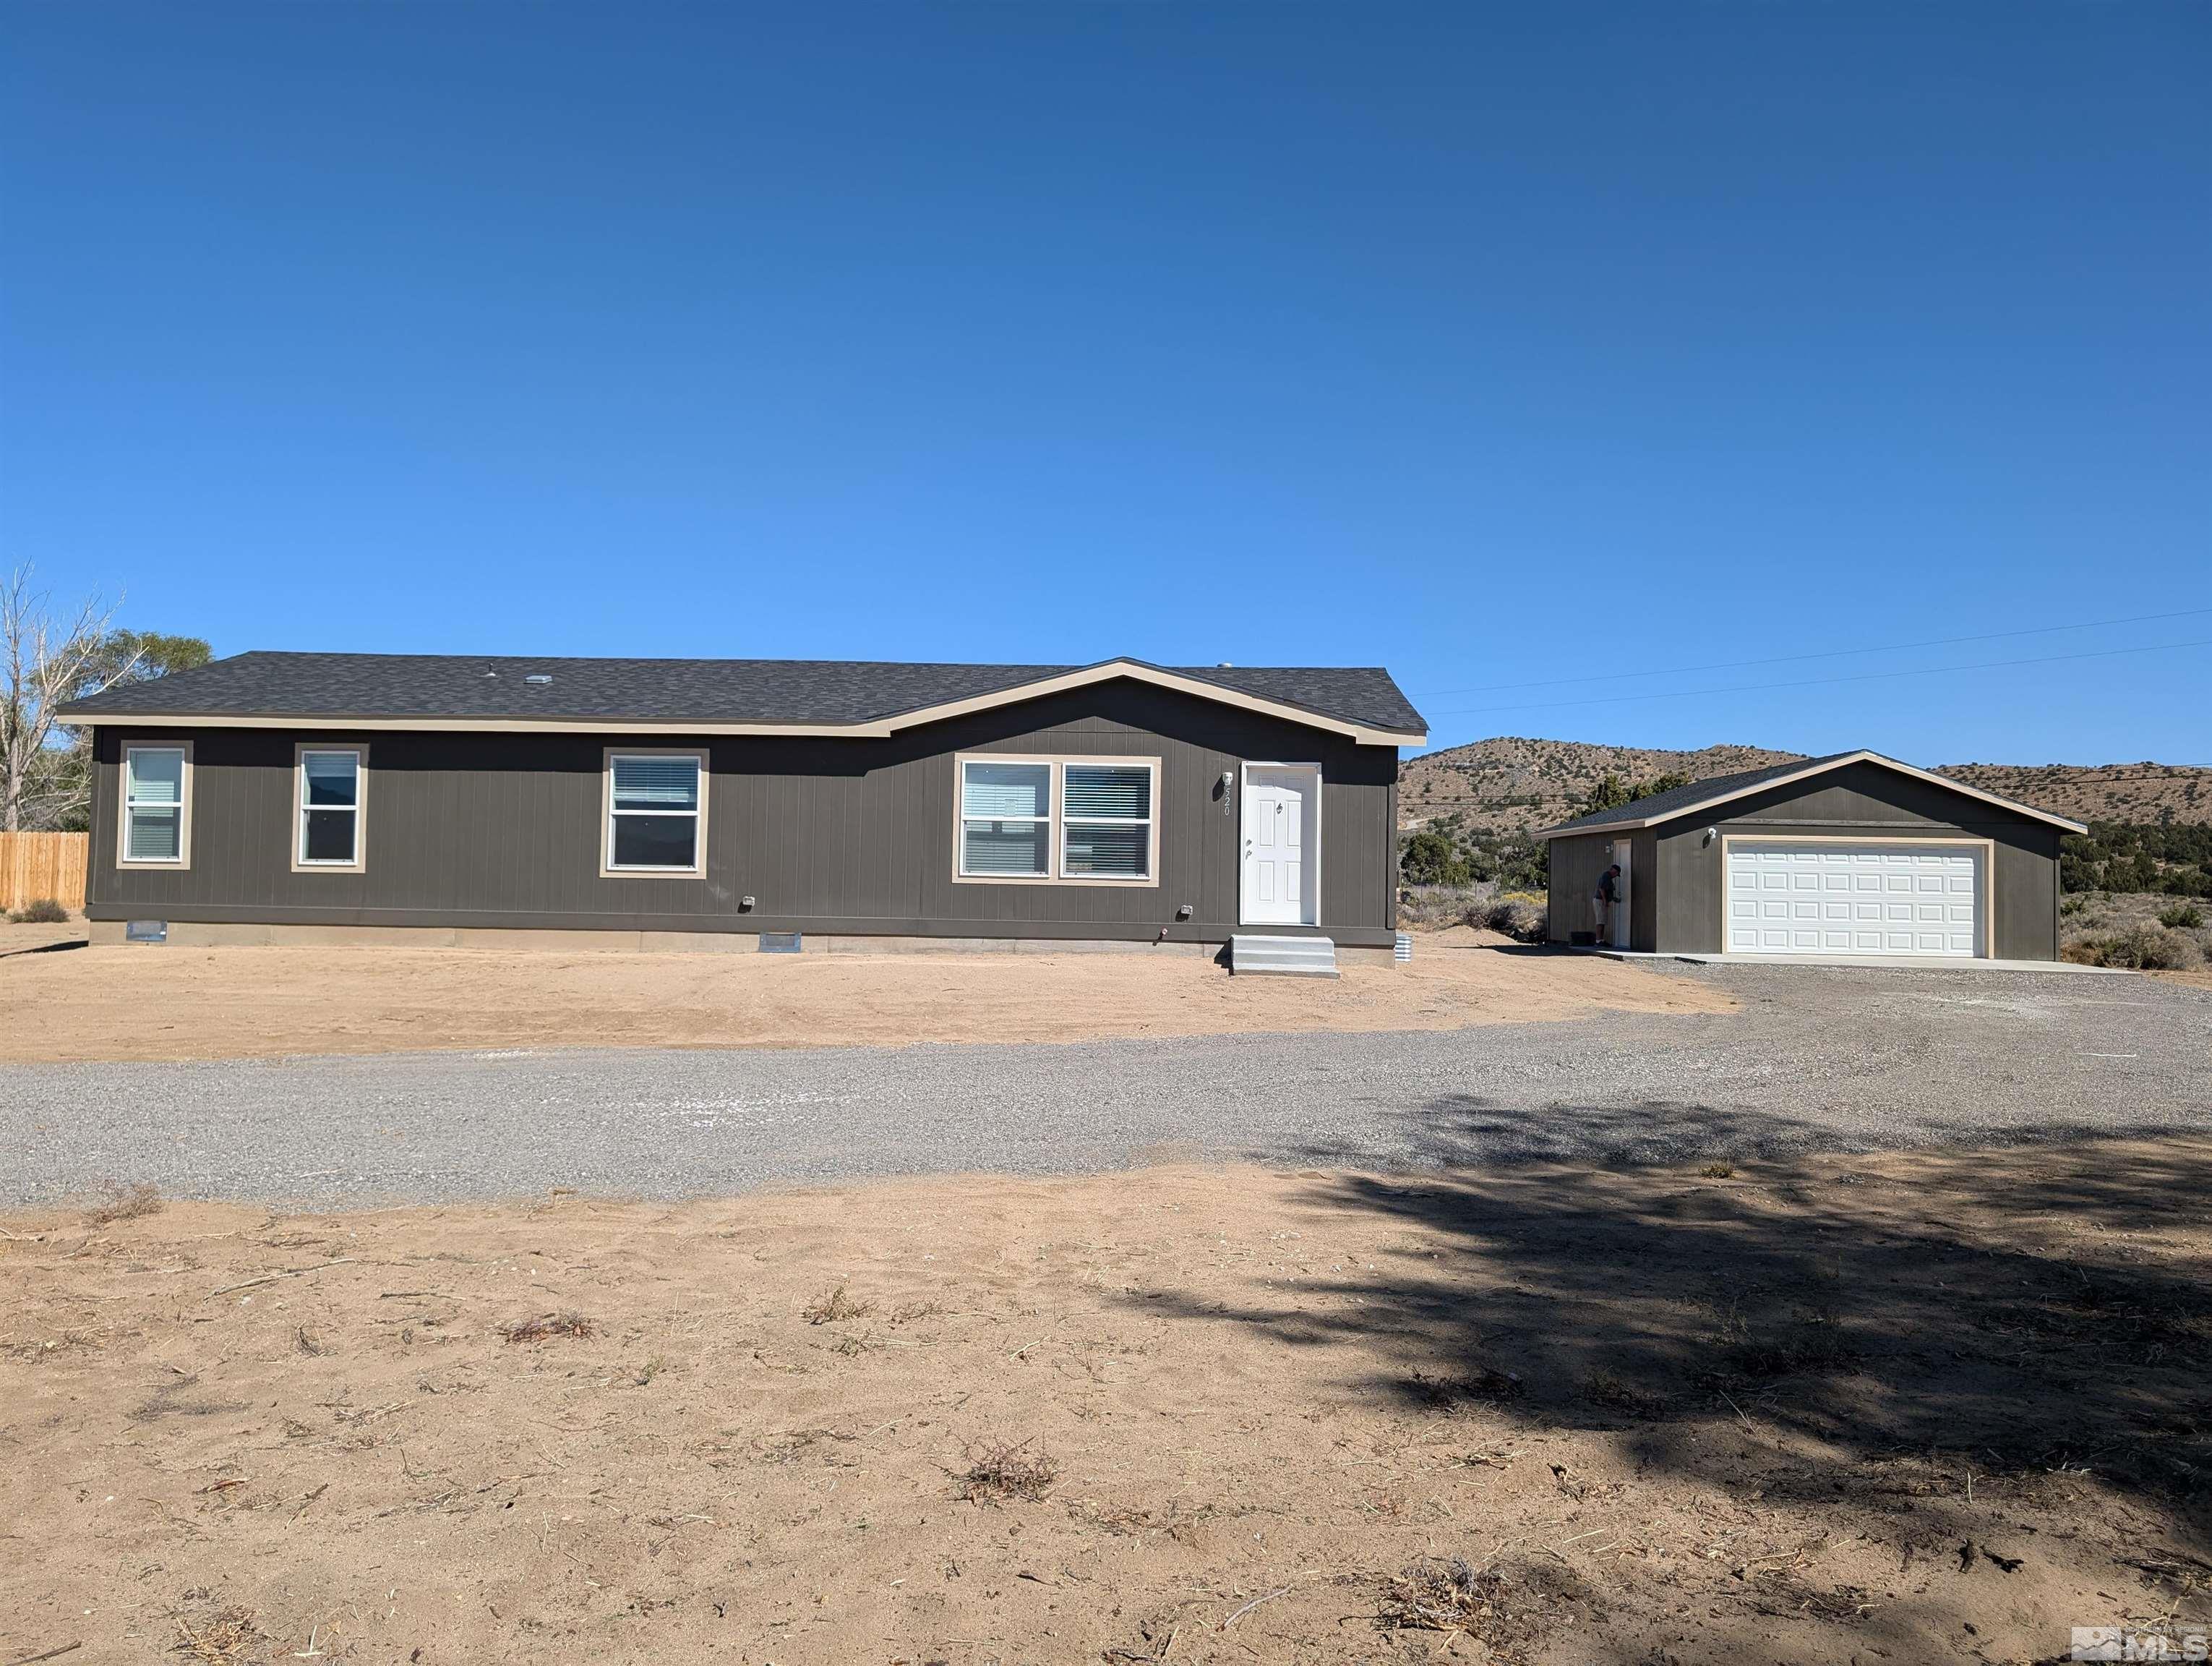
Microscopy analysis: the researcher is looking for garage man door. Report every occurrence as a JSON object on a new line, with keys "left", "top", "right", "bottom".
{"left": 1726, "top": 842, "right": 1982, "bottom": 957}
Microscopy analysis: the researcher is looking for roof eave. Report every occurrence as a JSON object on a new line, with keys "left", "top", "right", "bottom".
{"left": 1534, "top": 751, "right": 2086, "bottom": 838}
{"left": 56, "top": 656, "right": 1430, "bottom": 748}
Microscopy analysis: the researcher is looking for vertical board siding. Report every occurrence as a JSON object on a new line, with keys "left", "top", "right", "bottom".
{"left": 1647, "top": 760, "right": 2065, "bottom": 959}
{"left": 83, "top": 683, "right": 1402, "bottom": 942}
{"left": 0, "top": 832, "right": 89, "bottom": 910}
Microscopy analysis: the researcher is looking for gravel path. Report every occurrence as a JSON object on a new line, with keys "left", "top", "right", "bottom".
{"left": 4, "top": 965, "right": 2207, "bottom": 1208}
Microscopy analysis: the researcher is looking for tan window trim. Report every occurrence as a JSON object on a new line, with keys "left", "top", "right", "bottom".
{"left": 291, "top": 743, "right": 369, "bottom": 875}
{"left": 952, "top": 753, "right": 1162, "bottom": 889}
{"left": 116, "top": 740, "right": 194, "bottom": 871}
{"left": 600, "top": 747, "right": 709, "bottom": 879}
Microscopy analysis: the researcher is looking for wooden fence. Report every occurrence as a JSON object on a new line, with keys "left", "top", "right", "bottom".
{"left": 0, "top": 832, "right": 89, "bottom": 912}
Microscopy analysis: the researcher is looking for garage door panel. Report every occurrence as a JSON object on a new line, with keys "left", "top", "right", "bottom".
{"left": 1727, "top": 842, "right": 1981, "bottom": 958}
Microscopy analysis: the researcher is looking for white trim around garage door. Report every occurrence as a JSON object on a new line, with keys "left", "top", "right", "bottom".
{"left": 1721, "top": 833, "right": 1996, "bottom": 959}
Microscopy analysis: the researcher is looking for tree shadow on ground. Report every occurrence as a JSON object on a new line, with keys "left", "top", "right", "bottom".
{"left": 1125, "top": 1101, "right": 2212, "bottom": 1657}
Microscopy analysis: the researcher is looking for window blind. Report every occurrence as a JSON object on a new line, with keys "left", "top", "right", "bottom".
{"left": 961, "top": 761, "right": 1050, "bottom": 819}
{"left": 302, "top": 751, "right": 359, "bottom": 808}
{"left": 125, "top": 749, "right": 184, "bottom": 806}
{"left": 612, "top": 756, "right": 700, "bottom": 811}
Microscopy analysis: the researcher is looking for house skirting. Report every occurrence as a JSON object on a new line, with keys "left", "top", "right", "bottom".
{"left": 86, "top": 915, "right": 1398, "bottom": 962}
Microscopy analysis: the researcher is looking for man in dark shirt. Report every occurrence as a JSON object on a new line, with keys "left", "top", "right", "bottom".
{"left": 1593, "top": 863, "right": 1621, "bottom": 946}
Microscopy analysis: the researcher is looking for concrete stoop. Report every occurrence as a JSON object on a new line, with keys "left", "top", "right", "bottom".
{"left": 1229, "top": 934, "right": 1339, "bottom": 977}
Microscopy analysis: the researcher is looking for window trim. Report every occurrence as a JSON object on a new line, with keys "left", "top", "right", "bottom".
{"left": 291, "top": 744, "right": 369, "bottom": 874}
{"left": 116, "top": 740, "right": 193, "bottom": 871}
{"left": 952, "top": 753, "right": 1160, "bottom": 887}
{"left": 601, "top": 747, "right": 708, "bottom": 879}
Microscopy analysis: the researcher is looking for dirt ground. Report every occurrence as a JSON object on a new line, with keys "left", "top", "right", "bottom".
{"left": 0, "top": 921, "right": 1731, "bottom": 1064}
{"left": 5, "top": 1140, "right": 2208, "bottom": 1665}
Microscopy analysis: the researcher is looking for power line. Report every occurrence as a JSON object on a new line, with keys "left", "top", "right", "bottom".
{"left": 1424, "top": 638, "right": 2212, "bottom": 718}
{"left": 1415, "top": 607, "right": 2212, "bottom": 698}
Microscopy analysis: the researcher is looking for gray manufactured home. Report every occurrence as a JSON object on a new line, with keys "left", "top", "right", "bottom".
{"left": 1540, "top": 751, "right": 2083, "bottom": 962}
{"left": 58, "top": 653, "right": 1426, "bottom": 959}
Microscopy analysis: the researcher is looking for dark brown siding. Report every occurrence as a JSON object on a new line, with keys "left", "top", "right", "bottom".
{"left": 1650, "top": 760, "right": 2062, "bottom": 959}
{"left": 85, "top": 681, "right": 1401, "bottom": 945}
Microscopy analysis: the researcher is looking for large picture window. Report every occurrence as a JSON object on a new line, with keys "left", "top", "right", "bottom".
{"left": 956, "top": 756, "right": 1157, "bottom": 884}
{"left": 121, "top": 745, "right": 189, "bottom": 866}
{"left": 295, "top": 748, "right": 366, "bottom": 870}
{"left": 604, "top": 752, "right": 706, "bottom": 875}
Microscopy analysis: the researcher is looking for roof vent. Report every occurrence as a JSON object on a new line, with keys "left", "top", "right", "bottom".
{"left": 1217, "top": 661, "right": 1233, "bottom": 668}
{"left": 481, "top": 669, "right": 499, "bottom": 678}
{"left": 525, "top": 673, "right": 553, "bottom": 685}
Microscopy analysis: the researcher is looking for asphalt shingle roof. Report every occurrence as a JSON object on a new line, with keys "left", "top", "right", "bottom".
{"left": 57, "top": 652, "right": 1426, "bottom": 736}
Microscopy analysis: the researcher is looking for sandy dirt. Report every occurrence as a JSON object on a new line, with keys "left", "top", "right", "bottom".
{"left": 0, "top": 922, "right": 1732, "bottom": 1064}
{"left": 5, "top": 1140, "right": 2208, "bottom": 1665}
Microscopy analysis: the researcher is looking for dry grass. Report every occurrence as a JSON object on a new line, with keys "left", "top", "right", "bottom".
{"left": 801, "top": 1285, "right": 871, "bottom": 1325}
{"left": 956, "top": 1440, "right": 1059, "bottom": 1504}
{"left": 497, "top": 1310, "right": 593, "bottom": 1344}
{"left": 170, "top": 1605, "right": 265, "bottom": 1663}
{"left": 84, "top": 1181, "right": 163, "bottom": 1226}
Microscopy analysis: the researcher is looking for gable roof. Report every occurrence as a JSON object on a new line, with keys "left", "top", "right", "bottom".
{"left": 1535, "top": 749, "right": 2086, "bottom": 837}
{"left": 56, "top": 652, "right": 1427, "bottom": 746}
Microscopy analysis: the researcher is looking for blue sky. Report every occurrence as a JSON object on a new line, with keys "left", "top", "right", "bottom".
{"left": 4, "top": 4, "right": 2205, "bottom": 764}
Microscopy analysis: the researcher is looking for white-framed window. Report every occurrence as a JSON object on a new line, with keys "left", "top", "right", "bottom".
{"left": 604, "top": 751, "right": 706, "bottom": 875}
{"left": 295, "top": 748, "right": 366, "bottom": 870}
{"left": 956, "top": 755, "right": 1158, "bottom": 884}
{"left": 959, "top": 759, "right": 1053, "bottom": 877}
{"left": 120, "top": 744, "right": 190, "bottom": 867}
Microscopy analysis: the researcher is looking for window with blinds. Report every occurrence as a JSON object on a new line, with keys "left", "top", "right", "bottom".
{"left": 297, "top": 749, "right": 364, "bottom": 867}
{"left": 959, "top": 761, "right": 1051, "bottom": 876}
{"left": 956, "top": 756, "right": 1157, "bottom": 882}
{"left": 1062, "top": 764, "right": 1152, "bottom": 879}
{"left": 606, "top": 753, "right": 704, "bottom": 872}
{"left": 122, "top": 746, "right": 187, "bottom": 864}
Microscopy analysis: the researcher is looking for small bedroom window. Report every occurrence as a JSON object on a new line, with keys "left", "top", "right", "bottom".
{"left": 120, "top": 745, "right": 190, "bottom": 867}
{"left": 294, "top": 748, "right": 366, "bottom": 871}
{"left": 604, "top": 751, "right": 706, "bottom": 875}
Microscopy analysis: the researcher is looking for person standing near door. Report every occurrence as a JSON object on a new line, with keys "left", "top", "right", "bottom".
{"left": 1593, "top": 863, "right": 1621, "bottom": 945}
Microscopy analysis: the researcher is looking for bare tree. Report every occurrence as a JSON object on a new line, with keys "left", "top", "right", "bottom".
{"left": 0, "top": 565, "right": 141, "bottom": 832}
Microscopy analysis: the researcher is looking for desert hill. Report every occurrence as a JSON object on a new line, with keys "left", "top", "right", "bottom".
{"left": 1401, "top": 738, "right": 2211, "bottom": 834}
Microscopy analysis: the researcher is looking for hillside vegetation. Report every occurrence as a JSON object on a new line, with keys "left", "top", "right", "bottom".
{"left": 1402, "top": 738, "right": 2212, "bottom": 837}
{"left": 1399, "top": 738, "right": 1801, "bottom": 833}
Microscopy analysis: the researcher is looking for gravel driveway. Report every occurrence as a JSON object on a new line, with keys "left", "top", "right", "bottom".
{"left": 4, "top": 964, "right": 2207, "bottom": 1208}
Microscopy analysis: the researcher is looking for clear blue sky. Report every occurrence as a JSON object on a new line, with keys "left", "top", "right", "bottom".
{"left": 4, "top": 4, "right": 2205, "bottom": 764}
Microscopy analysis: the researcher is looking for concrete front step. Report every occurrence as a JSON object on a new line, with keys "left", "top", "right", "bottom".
{"left": 1229, "top": 934, "right": 1339, "bottom": 978}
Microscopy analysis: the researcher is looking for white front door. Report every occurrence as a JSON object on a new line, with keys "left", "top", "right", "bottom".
{"left": 1241, "top": 764, "right": 1318, "bottom": 926}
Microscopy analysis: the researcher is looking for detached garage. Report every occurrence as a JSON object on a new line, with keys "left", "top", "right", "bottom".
{"left": 1540, "top": 751, "right": 2085, "bottom": 963}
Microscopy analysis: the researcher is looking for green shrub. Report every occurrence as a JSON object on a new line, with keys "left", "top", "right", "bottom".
{"left": 1400, "top": 829, "right": 1472, "bottom": 888}
{"left": 8, "top": 897, "right": 69, "bottom": 924}
{"left": 2158, "top": 901, "right": 2205, "bottom": 930}
{"left": 2059, "top": 894, "right": 2085, "bottom": 917}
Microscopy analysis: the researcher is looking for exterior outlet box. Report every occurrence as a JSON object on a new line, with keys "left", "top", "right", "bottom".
{"left": 758, "top": 931, "right": 802, "bottom": 954}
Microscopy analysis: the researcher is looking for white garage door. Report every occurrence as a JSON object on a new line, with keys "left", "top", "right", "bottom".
{"left": 1726, "top": 842, "right": 1982, "bottom": 957}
